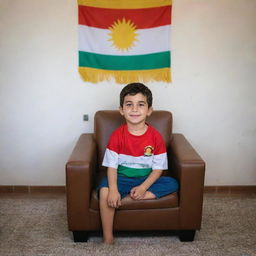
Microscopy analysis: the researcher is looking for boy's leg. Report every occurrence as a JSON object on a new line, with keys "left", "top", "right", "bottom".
{"left": 99, "top": 187, "right": 115, "bottom": 244}
{"left": 148, "top": 176, "right": 178, "bottom": 198}
{"left": 122, "top": 177, "right": 157, "bottom": 200}
{"left": 130, "top": 176, "right": 178, "bottom": 200}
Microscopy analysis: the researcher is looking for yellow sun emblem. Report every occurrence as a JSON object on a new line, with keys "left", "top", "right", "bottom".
{"left": 108, "top": 18, "right": 138, "bottom": 52}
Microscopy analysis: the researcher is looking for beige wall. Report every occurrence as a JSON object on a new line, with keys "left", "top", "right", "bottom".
{"left": 0, "top": 0, "right": 255, "bottom": 185}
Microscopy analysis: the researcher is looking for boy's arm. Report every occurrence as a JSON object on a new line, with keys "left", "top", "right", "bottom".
{"left": 107, "top": 167, "right": 121, "bottom": 208}
{"left": 130, "top": 169, "right": 163, "bottom": 200}
{"left": 140, "top": 169, "right": 163, "bottom": 190}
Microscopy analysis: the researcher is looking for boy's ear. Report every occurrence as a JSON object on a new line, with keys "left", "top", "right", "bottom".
{"left": 119, "top": 106, "right": 124, "bottom": 116}
{"left": 147, "top": 107, "right": 153, "bottom": 116}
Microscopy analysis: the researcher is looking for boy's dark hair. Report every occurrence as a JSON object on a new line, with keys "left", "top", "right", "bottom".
{"left": 120, "top": 83, "right": 153, "bottom": 108}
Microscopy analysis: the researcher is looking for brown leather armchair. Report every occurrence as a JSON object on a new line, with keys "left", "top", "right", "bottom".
{"left": 66, "top": 110, "right": 205, "bottom": 242}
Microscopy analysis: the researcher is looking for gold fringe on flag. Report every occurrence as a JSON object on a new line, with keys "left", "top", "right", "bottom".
{"left": 79, "top": 67, "right": 171, "bottom": 84}
{"left": 78, "top": 0, "right": 172, "bottom": 9}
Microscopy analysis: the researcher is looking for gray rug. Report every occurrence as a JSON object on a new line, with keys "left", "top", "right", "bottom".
{"left": 0, "top": 193, "right": 255, "bottom": 256}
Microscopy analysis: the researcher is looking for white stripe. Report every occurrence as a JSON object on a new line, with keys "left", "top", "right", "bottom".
{"left": 119, "top": 152, "right": 167, "bottom": 170}
{"left": 79, "top": 25, "right": 171, "bottom": 56}
{"left": 119, "top": 154, "right": 153, "bottom": 169}
{"left": 103, "top": 149, "right": 168, "bottom": 170}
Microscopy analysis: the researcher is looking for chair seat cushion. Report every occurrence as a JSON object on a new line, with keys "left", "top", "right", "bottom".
{"left": 90, "top": 190, "right": 178, "bottom": 210}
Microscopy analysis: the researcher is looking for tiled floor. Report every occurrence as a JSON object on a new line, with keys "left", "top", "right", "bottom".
{"left": 0, "top": 192, "right": 256, "bottom": 256}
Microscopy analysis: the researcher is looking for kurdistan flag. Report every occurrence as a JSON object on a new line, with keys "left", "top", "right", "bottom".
{"left": 78, "top": 0, "right": 172, "bottom": 84}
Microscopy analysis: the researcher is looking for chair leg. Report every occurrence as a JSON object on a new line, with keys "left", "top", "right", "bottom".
{"left": 73, "top": 231, "right": 89, "bottom": 242}
{"left": 178, "top": 230, "right": 196, "bottom": 242}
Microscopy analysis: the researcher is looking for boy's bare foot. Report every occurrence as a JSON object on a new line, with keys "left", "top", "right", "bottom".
{"left": 103, "top": 238, "right": 114, "bottom": 244}
{"left": 123, "top": 192, "right": 156, "bottom": 202}
{"left": 121, "top": 195, "right": 133, "bottom": 203}
{"left": 141, "top": 191, "right": 156, "bottom": 200}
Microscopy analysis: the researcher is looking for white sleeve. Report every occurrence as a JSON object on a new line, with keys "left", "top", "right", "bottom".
{"left": 152, "top": 152, "right": 168, "bottom": 170}
{"left": 102, "top": 148, "right": 119, "bottom": 169}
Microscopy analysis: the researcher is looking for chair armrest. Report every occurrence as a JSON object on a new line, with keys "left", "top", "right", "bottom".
{"left": 169, "top": 133, "right": 205, "bottom": 230}
{"left": 66, "top": 133, "right": 97, "bottom": 230}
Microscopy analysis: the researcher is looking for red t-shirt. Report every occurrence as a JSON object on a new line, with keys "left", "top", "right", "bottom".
{"left": 102, "top": 124, "right": 168, "bottom": 177}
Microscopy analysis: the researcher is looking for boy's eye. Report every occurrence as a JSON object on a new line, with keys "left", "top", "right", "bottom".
{"left": 124, "top": 102, "right": 146, "bottom": 107}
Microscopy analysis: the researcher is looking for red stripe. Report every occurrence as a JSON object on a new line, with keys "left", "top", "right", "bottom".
{"left": 107, "top": 125, "right": 166, "bottom": 157}
{"left": 79, "top": 5, "right": 171, "bottom": 29}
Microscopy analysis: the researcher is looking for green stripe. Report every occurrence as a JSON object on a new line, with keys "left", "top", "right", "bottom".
{"left": 79, "top": 51, "right": 170, "bottom": 70}
{"left": 118, "top": 165, "right": 152, "bottom": 177}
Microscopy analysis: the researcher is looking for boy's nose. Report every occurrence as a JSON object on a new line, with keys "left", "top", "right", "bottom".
{"left": 132, "top": 105, "right": 138, "bottom": 111}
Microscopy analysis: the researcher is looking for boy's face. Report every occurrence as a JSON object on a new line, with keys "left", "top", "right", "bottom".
{"left": 119, "top": 93, "right": 153, "bottom": 126}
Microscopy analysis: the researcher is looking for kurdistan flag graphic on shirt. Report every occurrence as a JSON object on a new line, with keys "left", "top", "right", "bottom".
{"left": 78, "top": 0, "right": 172, "bottom": 84}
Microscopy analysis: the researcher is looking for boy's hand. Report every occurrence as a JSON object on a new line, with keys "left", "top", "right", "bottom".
{"left": 130, "top": 185, "right": 146, "bottom": 200}
{"left": 107, "top": 189, "right": 121, "bottom": 208}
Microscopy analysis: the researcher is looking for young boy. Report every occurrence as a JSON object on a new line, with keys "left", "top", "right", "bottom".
{"left": 98, "top": 83, "right": 178, "bottom": 244}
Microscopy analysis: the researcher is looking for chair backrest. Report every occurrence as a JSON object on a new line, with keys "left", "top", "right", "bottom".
{"left": 94, "top": 110, "right": 173, "bottom": 170}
